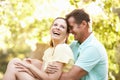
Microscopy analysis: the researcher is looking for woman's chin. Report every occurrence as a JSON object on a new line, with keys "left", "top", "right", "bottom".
{"left": 52, "top": 37, "right": 60, "bottom": 41}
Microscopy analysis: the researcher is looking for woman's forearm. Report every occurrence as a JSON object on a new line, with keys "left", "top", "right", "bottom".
{"left": 28, "top": 64, "right": 49, "bottom": 80}
{"left": 15, "top": 61, "right": 61, "bottom": 80}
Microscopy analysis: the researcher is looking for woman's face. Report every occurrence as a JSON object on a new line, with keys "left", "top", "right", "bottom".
{"left": 50, "top": 18, "right": 68, "bottom": 43}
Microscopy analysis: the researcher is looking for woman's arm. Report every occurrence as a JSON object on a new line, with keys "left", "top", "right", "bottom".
{"left": 15, "top": 61, "right": 64, "bottom": 80}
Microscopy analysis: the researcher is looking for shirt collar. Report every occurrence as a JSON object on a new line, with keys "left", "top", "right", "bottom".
{"left": 79, "top": 33, "right": 94, "bottom": 48}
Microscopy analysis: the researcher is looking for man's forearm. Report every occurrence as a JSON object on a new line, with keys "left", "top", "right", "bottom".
{"left": 60, "top": 72, "right": 73, "bottom": 80}
{"left": 60, "top": 65, "right": 88, "bottom": 80}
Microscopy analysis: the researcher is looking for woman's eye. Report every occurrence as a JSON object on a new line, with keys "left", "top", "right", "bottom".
{"left": 60, "top": 25, "right": 65, "bottom": 29}
{"left": 53, "top": 23, "right": 57, "bottom": 26}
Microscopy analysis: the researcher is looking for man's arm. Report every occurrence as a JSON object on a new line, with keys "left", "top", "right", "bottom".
{"left": 60, "top": 65, "right": 87, "bottom": 80}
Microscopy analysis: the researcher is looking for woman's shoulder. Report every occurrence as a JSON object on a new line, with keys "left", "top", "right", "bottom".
{"left": 55, "top": 43, "right": 73, "bottom": 53}
{"left": 44, "top": 47, "right": 53, "bottom": 53}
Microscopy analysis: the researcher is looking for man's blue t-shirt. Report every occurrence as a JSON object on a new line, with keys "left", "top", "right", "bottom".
{"left": 70, "top": 33, "right": 108, "bottom": 80}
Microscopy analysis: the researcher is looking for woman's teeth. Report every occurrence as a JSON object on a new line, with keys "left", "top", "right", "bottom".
{"left": 53, "top": 32, "right": 60, "bottom": 35}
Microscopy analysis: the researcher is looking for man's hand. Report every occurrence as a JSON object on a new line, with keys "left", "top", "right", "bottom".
{"left": 45, "top": 63, "right": 59, "bottom": 74}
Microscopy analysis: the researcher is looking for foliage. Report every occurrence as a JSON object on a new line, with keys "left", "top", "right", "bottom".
{"left": 0, "top": 0, "right": 53, "bottom": 75}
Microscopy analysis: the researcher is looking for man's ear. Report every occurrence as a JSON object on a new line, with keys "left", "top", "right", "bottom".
{"left": 81, "top": 20, "right": 87, "bottom": 27}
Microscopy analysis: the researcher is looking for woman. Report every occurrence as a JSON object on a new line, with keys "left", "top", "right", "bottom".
{"left": 3, "top": 17, "right": 74, "bottom": 80}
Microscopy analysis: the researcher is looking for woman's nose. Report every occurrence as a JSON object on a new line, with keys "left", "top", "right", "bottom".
{"left": 56, "top": 26, "right": 60, "bottom": 29}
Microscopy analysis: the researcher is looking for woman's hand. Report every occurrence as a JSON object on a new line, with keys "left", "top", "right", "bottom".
{"left": 23, "top": 58, "right": 42, "bottom": 69}
{"left": 14, "top": 61, "right": 35, "bottom": 77}
{"left": 23, "top": 58, "right": 32, "bottom": 64}
{"left": 15, "top": 61, "right": 31, "bottom": 69}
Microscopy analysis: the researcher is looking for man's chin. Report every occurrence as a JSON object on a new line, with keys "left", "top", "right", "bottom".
{"left": 74, "top": 38, "right": 78, "bottom": 40}
{"left": 74, "top": 36, "right": 78, "bottom": 40}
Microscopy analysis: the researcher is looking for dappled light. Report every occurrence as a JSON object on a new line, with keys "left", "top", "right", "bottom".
{"left": 0, "top": 0, "right": 120, "bottom": 80}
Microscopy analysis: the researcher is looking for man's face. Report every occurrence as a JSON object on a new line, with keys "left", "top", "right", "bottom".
{"left": 68, "top": 17, "right": 84, "bottom": 41}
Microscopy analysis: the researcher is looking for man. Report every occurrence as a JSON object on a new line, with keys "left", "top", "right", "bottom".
{"left": 46, "top": 9, "right": 108, "bottom": 80}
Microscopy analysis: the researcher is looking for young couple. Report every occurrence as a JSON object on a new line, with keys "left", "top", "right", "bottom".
{"left": 3, "top": 9, "right": 108, "bottom": 80}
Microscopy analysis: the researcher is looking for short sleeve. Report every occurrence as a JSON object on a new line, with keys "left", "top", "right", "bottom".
{"left": 53, "top": 44, "right": 74, "bottom": 64}
{"left": 42, "top": 48, "right": 52, "bottom": 61}
{"left": 75, "top": 46, "right": 101, "bottom": 72}
{"left": 42, "top": 49, "right": 47, "bottom": 61}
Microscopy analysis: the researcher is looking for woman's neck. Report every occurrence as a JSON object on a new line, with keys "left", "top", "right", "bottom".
{"left": 52, "top": 40, "right": 65, "bottom": 47}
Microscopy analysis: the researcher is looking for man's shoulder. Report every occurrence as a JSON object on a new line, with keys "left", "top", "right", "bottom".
{"left": 86, "top": 38, "right": 107, "bottom": 57}
{"left": 70, "top": 40, "right": 79, "bottom": 46}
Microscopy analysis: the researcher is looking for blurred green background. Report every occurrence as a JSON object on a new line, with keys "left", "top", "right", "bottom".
{"left": 0, "top": 0, "right": 120, "bottom": 80}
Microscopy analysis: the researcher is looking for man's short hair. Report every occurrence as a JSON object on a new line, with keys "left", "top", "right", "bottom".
{"left": 66, "top": 9, "right": 91, "bottom": 25}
